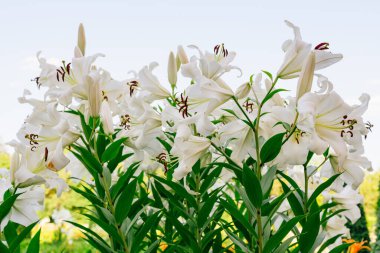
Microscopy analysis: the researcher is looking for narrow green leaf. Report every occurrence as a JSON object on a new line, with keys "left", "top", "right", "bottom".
{"left": 262, "top": 216, "right": 303, "bottom": 253}
{"left": 26, "top": 229, "right": 41, "bottom": 253}
{"left": 242, "top": 163, "right": 262, "bottom": 208}
{"left": 9, "top": 221, "right": 38, "bottom": 252}
{"left": 262, "top": 88, "right": 288, "bottom": 105}
{"left": 115, "top": 179, "right": 137, "bottom": 224}
{"left": 307, "top": 174, "right": 340, "bottom": 207}
{"left": 329, "top": 242, "right": 353, "bottom": 253}
{"left": 262, "top": 70, "right": 273, "bottom": 81}
{"left": 0, "top": 194, "right": 21, "bottom": 222}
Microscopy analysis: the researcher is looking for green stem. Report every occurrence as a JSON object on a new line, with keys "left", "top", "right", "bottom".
{"left": 254, "top": 76, "right": 278, "bottom": 253}
{"left": 100, "top": 174, "right": 130, "bottom": 253}
{"left": 303, "top": 165, "right": 309, "bottom": 214}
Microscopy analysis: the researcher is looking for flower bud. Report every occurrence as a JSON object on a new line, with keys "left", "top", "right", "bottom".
{"left": 296, "top": 51, "right": 315, "bottom": 100}
{"left": 87, "top": 75, "right": 101, "bottom": 117}
{"left": 177, "top": 45, "right": 189, "bottom": 64}
{"left": 100, "top": 100, "right": 114, "bottom": 135}
{"left": 77, "top": 23, "right": 86, "bottom": 56}
{"left": 234, "top": 82, "right": 251, "bottom": 99}
{"left": 168, "top": 51, "right": 177, "bottom": 88}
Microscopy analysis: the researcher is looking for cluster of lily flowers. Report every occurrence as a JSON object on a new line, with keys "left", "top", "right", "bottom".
{"left": 0, "top": 21, "right": 373, "bottom": 247}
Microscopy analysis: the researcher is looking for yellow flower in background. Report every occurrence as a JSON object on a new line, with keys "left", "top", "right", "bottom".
{"left": 342, "top": 239, "right": 371, "bottom": 253}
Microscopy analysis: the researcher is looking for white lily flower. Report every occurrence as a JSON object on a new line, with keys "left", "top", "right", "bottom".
{"left": 278, "top": 21, "right": 342, "bottom": 79}
{"left": 325, "top": 215, "right": 349, "bottom": 242}
{"left": 0, "top": 169, "right": 44, "bottom": 230}
{"left": 171, "top": 125, "right": 211, "bottom": 180}
{"left": 322, "top": 150, "right": 371, "bottom": 190}
{"left": 331, "top": 186, "right": 362, "bottom": 223}
{"left": 297, "top": 91, "right": 355, "bottom": 161}
{"left": 138, "top": 62, "right": 171, "bottom": 101}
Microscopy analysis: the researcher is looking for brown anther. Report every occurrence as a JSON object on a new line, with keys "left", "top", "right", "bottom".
{"left": 44, "top": 147, "right": 48, "bottom": 162}
{"left": 120, "top": 114, "right": 131, "bottom": 130}
{"left": 127, "top": 80, "right": 139, "bottom": 96}
{"left": 314, "top": 42, "right": 330, "bottom": 50}
{"left": 243, "top": 100, "right": 254, "bottom": 113}
{"left": 156, "top": 153, "right": 168, "bottom": 173}
{"left": 31, "top": 77, "right": 41, "bottom": 89}
{"left": 178, "top": 93, "right": 189, "bottom": 118}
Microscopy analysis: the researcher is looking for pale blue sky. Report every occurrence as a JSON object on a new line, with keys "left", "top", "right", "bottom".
{"left": 0, "top": 0, "right": 379, "bottom": 168}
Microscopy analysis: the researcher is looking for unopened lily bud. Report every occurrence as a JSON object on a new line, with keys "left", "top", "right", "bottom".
{"left": 296, "top": 51, "right": 315, "bottom": 100}
{"left": 100, "top": 100, "right": 114, "bottom": 135}
{"left": 77, "top": 23, "right": 86, "bottom": 56}
{"left": 176, "top": 53, "right": 181, "bottom": 71}
{"left": 87, "top": 75, "right": 101, "bottom": 117}
{"left": 168, "top": 51, "right": 177, "bottom": 88}
{"left": 235, "top": 82, "right": 251, "bottom": 99}
{"left": 74, "top": 46, "right": 83, "bottom": 58}
{"left": 177, "top": 45, "right": 189, "bottom": 64}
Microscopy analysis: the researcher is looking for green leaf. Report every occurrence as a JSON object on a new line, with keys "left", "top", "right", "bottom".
{"left": 110, "top": 162, "right": 139, "bottom": 200}
{"left": 329, "top": 242, "right": 353, "bottom": 253}
{"left": 0, "top": 240, "right": 9, "bottom": 253}
{"left": 66, "top": 221, "right": 110, "bottom": 249}
{"left": 299, "top": 201, "right": 321, "bottom": 253}
{"left": 262, "top": 70, "right": 273, "bottom": 81}
{"left": 260, "top": 133, "right": 285, "bottom": 164}
{"left": 262, "top": 216, "right": 303, "bottom": 253}
{"left": 26, "top": 229, "right": 41, "bottom": 253}
{"left": 4, "top": 222, "right": 18, "bottom": 251}
{"left": 262, "top": 88, "right": 288, "bottom": 105}
{"left": 72, "top": 145, "right": 103, "bottom": 173}
{"left": 152, "top": 175, "right": 197, "bottom": 208}
{"left": 0, "top": 194, "right": 21, "bottom": 222}
{"left": 242, "top": 163, "right": 262, "bottom": 208}
{"left": 70, "top": 185, "right": 103, "bottom": 207}
{"left": 115, "top": 179, "right": 137, "bottom": 224}
{"left": 79, "top": 112, "right": 92, "bottom": 141}
{"left": 278, "top": 179, "right": 304, "bottom": 226}
{"left": 307, "top": 174, "right": 340, "bottom": 207}
{"left": 261, "top": 166, "right": 277, "bottom": 196}
{"left": 101, "top": 137, "right": 127, "bottom": 163}
{"left": 317, "top": 234, "right": 343, "bottom": 253}
{"left": 9, "top": 221, "right": 38, "bottom": 252}
{"left": 157, "top": 137, "right": 172, "bottom": 153}
{"left": 198, "top": 192, "right": 218, "bottom": 227}
{"left": 219, "top": 199, "right": 257, "bottom": 238}
{"left": 131, "top": 212, "right": 161, "bottom": 252}
{"left": 82, "top": 213, "right": 124, "bottom": 246}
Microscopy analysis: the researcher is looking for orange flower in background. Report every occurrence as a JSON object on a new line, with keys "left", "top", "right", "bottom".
{"left": 343, "top": 239, "right": 371, "bottom": 253}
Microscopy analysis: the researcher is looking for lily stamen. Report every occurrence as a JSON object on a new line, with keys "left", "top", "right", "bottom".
{"left": 314, "top": 42, "right": 330, "bottom": 50}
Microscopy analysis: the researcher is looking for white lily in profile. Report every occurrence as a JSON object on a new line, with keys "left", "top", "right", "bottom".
{"left": 331, "top": 186, "right": 362, "bottom": 223}
{"left": 171, "top": 124, "right": 211, "bottom": 180}
{"left": 277, "top": 20, "right": 343, "bottom": 79}
{"left": 322, "top": 150, "right": 372, "bottom": 190}
{"left": 138, "top": 62, "right": 171, "bottom": 101}
{"left": 0, "top": 169, "right": 44, "bottom": 230}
